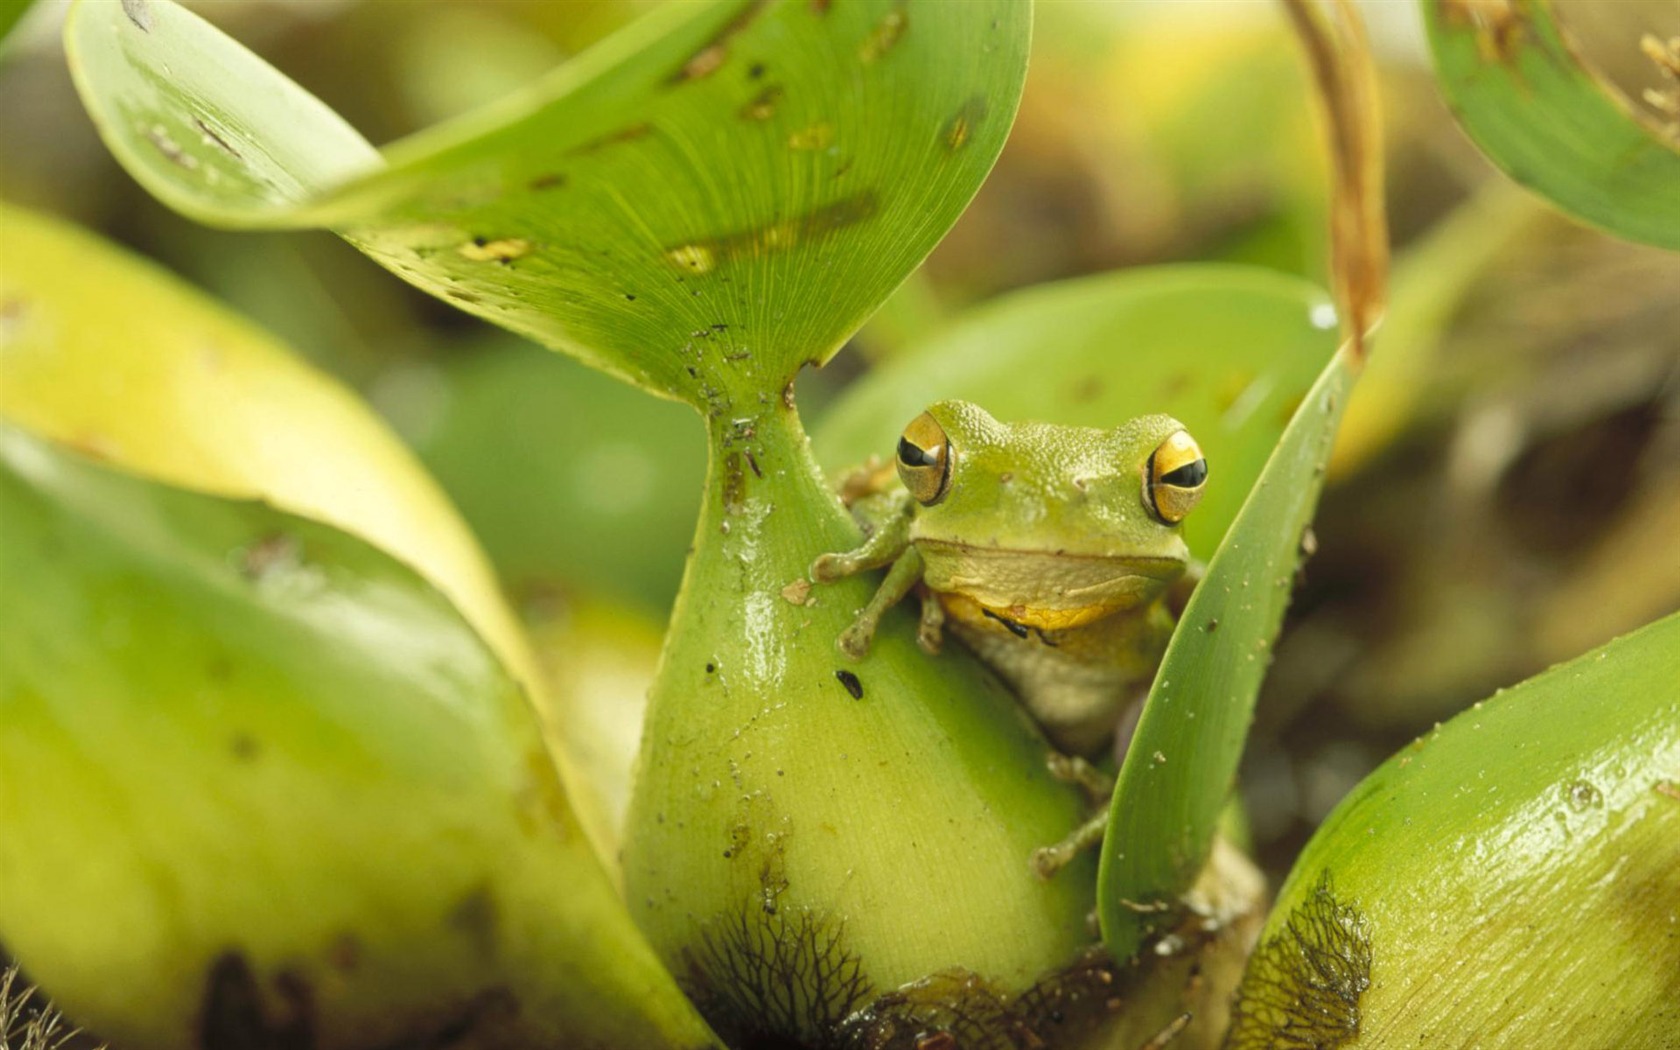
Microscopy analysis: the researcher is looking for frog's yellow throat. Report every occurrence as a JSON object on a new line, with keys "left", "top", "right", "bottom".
{"left": 918, "top": 541, "right": 1182, "bottom": 631}
{"left": 937, "top": 586, "right": 1161, "bottom": 634}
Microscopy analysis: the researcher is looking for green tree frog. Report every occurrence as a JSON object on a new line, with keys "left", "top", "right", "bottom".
{"left": 811, "top": 401, "right": 1208, "bottom": 870}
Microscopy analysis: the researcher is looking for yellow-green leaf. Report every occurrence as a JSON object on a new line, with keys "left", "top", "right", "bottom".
{"left": 1229, "top": 611, "right": 1680, "bottom": 1048}
{"left": 0, "top": 424, "right": 721, "bottom": 1050}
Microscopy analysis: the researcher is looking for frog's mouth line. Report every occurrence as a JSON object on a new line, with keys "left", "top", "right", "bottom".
{"left": 933, "top": 568, "right": 1180, "bottom": 633}
{"left": 915, "top": 540, "right": 1184, "bottom": 579}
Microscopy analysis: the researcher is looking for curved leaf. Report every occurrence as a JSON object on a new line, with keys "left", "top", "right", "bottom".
{"left": 0, "top": 202, "right": 541, "bottom": 716}
{"left": 0, "top": 425, "right": 721, "bottom": 1050}
{"left": 811, "top": 265, "right": 1340, "bottom": 556}
{"left": 67, "top": 0, "right": 1030, "bottom": 403}
{"left": 1229, "top": 611, "right": 1680, "bottom": 1048}
{"left": 1424, "top": 0, "right": 1680, "bottom": 250}
{"left": 1099, "top": 345, "right": 1356, "bottom": 960}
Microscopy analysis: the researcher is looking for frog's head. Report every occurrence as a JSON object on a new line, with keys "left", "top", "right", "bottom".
{"left": 897, "top": 400, "right": 1207, "bottom": 631}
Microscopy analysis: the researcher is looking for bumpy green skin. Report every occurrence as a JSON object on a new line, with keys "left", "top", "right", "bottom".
{"left": 0, "top": 427, "right": 720, "bottom": 1050}
{"left": 817, "top": 401, "right": 1195, "bottom": 758}
{"left": 1230, "top": 612, "right": 1680, "bottom": 1049}
{"left": 622, "top": 403, "right": 1099, "bottom": 1044}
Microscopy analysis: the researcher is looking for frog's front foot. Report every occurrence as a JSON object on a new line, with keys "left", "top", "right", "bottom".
{"left": 838, "top": 618, "right": 875, "bottom": 660}
{"left": 810, "top": 551, "right": 851, "bottom": 582}
{"left": 1031, "top": 810, "right": 1107, "bottom": 880}
{"left": 1047, "top": 752, "right": 1116, "bottom": 803}
{"left": 916, "top": 592, "right": 945, "bottom": 655}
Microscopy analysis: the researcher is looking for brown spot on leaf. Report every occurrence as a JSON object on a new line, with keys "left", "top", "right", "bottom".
{"left": 671, "top": 0, "right": 771, "bottom": 83}
{"left": 859, "top": 4, "right": 909, "bottom": 64}
{"left": 788, "top": 122, "right": 835, "bottom": 151}
{"left": 741, "top": 84, "right": 785, "bottom": 122}
{"left": 199, "top": 953, "right": 316, "bottom": 1050}
{"left": 663, "top": 193, "right": 879, "bottom": 275}
{"left": 0, "top": 297, "right": 28, "bottom": 346}
{"left": 566, "top": 122, "right": 653, "bottom": 157}
{"left": 1068, "top": 375, "right": 1103, "bottom": 404}
{"left": 942, "top": 96, "right": 987, "bottom": 151}
{"left": 448, "top": 884, "right": 499, "bottom": 960}
{"left": 456, "top": 237, "right": 530, "bottom": 264}
{"left": 528, "top": 172, "right": 567, "bottom": 191}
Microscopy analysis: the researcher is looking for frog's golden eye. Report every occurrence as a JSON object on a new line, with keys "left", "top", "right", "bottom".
{"left": 1146, "top": 430, "right": 1207, "bottom": 524}
{"left": 897, "top": 411, "right": 952, "bottom": 506}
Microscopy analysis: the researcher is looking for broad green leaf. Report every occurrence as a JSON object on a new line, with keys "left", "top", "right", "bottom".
{"left": 411, "top": 335, "right": 705, "bottom": 613}
{"left": 1424, "top": 0, "right": 1680, "bottom": 251}
{"left": 812, "top": 265, "right": 1341, "bottom": 556}
{"left": 0, "top": 424, "right": 722, "bottom": 1050}
{"left": 67, "top": 0, "right": 1030, "bottom": 404}
{"left": 1099, "top": 344, "right": 1357, "bottom": 960}
{"left": 0, "top": 202, "right": 542, "bottom": 718}
{"left": 1228, "top": 611, "right": 1680, "bottom": 1048}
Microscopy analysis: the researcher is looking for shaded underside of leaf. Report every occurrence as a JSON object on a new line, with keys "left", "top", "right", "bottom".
{"left": 67, "top": 0, "right": 1031, "bottom": 404}
{"left": 0, "top": 425, "right": 721, "bottom": 1050}
{"left": 811, "top": 264, "right": 1340, "bottom": 557}
{"left": 1424, "top": 0, "right": 1680, "bottom": 250}
{"left": 1099, "top": 345, "right": 1357, "bottom": 961}
{"left": 1231, "top": 611, "right": 1680, "bottom": 1048}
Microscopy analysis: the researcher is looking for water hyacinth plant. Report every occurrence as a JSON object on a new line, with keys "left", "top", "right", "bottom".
{"left": 1, "top": 0, "right": 1676, "bottom": 1047}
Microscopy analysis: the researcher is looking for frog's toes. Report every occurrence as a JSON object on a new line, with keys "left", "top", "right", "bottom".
{"left": 1029, "top": 844, "right": 1067, "bottom": 881}
{"left": 838, "top": 624, "right": 873, "bottom": 660}
{"left": 916, "top": 623, "right": 943, "bottom": 655}
{"left": 810, "top": 552, "right": 846, "bottom": 582}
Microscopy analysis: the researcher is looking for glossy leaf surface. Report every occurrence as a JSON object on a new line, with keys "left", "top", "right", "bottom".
{"left": 67, "top": 0, "right": 1030, "bottom": 403}
{"left": 1099, "top": 346, "right": 1357, "bottom": 960}
{"left": 0, "top": 425, "right": 720, "bottom": 1050}
{"left": 812, "top": 265, "right": 1340, "bottom": 556}
{"left": 623, "top": 405, "right": 1100, "bottom": 1044}
{"left": 1424, "top": 0, "right": 1680, "bottom": 250}
{"left": 1229, "top": 611, "right": 1680, "bottom": 1048}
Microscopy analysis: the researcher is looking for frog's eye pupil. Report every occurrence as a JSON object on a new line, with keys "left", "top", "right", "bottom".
{"left": 1146, "top": 429, "right": 1207, "bottom": 525}
{"left": 897, "top": 411, "right": 952, "bottom": 505}
{"left": 897, "top": 436, "right": 940, "bottom": 469}
{"left": 1159, "top": 458, "right": 1207, "bottom": 488}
